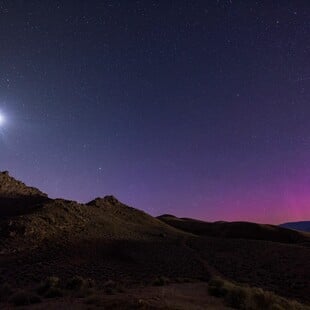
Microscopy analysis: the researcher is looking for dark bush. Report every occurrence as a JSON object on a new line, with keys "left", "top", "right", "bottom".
{"left": 66, "top": 276, "right": 86, "bottom": 290}
{"left": 44, "top": 287, "right": 64, "bottom": 298}
{"left": 208, "top": 277, "right": 306, "bottom": 310}
{"left": 208, "top": 285, "right": 228, "bottom": 297}
{"left": 208, "top": 277, "right": 228, "bottom": 297}
{"left": 226, "top": 286, "right": 248, "bottom": 308}
{"left": 65, "top": 276, "right": 96, "bottom": 298}
{"left": 37, "top": 276, "right": 61, "bottom": 296}
{"left": 9, "top": 290, "right": 41, "bottom": 306}
{"left": 102, "top": 280, "right": 125, "bottom": 295}
{"left": 153, "top": 276, "right": 170, "bottom": 286}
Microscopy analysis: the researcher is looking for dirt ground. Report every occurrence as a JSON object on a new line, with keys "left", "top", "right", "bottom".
{"left": 3, "top": 282, "right": 230, "bottom": 310}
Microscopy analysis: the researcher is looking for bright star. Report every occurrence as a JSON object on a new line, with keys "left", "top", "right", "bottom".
{"left": 0, "top": 113, "right": 5, "bottom": 126}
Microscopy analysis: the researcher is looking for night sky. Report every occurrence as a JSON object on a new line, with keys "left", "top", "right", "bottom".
{"left": 0, "top": 1, "right": 309, "bottom": 224}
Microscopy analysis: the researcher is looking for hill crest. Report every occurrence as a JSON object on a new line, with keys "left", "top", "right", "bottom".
{"left": 158, "top": 214, "right": 310, "bottom": 244}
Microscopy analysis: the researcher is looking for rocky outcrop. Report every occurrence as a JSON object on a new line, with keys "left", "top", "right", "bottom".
{"left": 0, "top": 171, "right": 49, "bottom": 217}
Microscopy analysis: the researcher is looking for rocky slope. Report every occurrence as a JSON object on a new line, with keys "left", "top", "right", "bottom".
{"left": 0, "top": 171, "right": 47, "bottom": 198}
{"left": 0, "top": 172, "right": 209, "bottom": 289}
{"left": 0, "top": 171, "right": 49, "bottom": 217}
{"left": 0, "top": 172, "right": 309, "bottom": 305}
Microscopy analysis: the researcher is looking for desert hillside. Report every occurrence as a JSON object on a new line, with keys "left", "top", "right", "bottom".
{"left": 157, "top": 214, "right": 310, "bottom": 244}
{"left": 0, "top": 172, "right": 309, "bottom": 308}
{"left": 0, "top": 172, "right": 186, "bottom": 249}
{"left": 0, "top": 172, "right": 209, "bottom": 287}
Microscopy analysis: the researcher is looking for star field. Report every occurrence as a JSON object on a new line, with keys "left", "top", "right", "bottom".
{"left": 0, "top": 1, "right": 309, "bottom": 224}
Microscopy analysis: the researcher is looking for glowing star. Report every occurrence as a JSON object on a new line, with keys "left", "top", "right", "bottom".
{"left": 0, "top": 113, "right": 5, "bottom": 126}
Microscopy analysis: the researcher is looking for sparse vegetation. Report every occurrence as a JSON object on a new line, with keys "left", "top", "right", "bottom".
{"left": 65, "top": 276, "right": 96, "bottom": 297}
{"left": 66, "top": 276, "right": 87, "bottom": 290}
{"left": 103, "top": 280, "right": 125, "bottom": 295}
{"left": 152, "top": 276, "right": 170, "bottom": 286}
{"left": 0, "top": 173, "right": 309, "bottom": 308}
{"left": 35, "top": 275, "right": 97, "bottom": 299}
{"left": 9, "top": 290, "right": 41, "bottom": 306}
{"left": 44, "top": 287, "right": 64, "bottom": 298}
{"left": 37, "top": 276, "right": 63, "bottom": 298}
{"left": 208, "top": 277, "right": 308, "bottom": 310}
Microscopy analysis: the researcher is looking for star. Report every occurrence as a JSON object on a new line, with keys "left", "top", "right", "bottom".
{"left": 0, "top": 112, "right": 5, "bottom": 126}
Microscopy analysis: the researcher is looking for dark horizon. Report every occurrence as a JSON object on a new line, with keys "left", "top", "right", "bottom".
{"left": 1, "top": 1, "right": 310, "bottom": 224}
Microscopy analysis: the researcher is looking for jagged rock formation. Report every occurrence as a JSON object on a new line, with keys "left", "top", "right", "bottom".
{"left": 0, "top": 171, "right": 47, "bottom": 198}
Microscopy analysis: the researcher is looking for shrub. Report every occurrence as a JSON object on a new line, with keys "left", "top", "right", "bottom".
{"left": 66, "top": 276, "right": 96, "bottom": 298}
{"left": 251, "top": 288, "right": 277, "bottom": 308}
{"left": 208, "top": 277, "right": 307, "bottom": 310}
{"left": 45, "top": 276, "right": 60, "bottom": 287}
{"left": 85, "top": 278, "right": 96, "bottom": 288}
{"left": 66, "top": 276, "right": 87, "bottom": 290}
{"left": 9, "top": 290, "right": 41, "bottom": 306}
{"left": 103, "top": 280, "right": 117, "bottom": 295}
{"left": 102, "top": 280, "right": 125, "bottom": 295}
{"left": 225, "top": 286, "right": 248, "bottom": 308}
{"left": 208, "top": 277, "right": 228, "bottom": 297}
{"left": 66, "top": 276, "right": 84, "bottom": 290}
{"left": 44, "top": 287, "right": 64, "bottom": 298}
{"left": 152, "top": 276, "right": 170, "bottom": 286}
{"left": 209, "top": 277, "right": 225, "bottom": 288}
{"left": 37, "top": 276, "right": 61, "bottom": 296}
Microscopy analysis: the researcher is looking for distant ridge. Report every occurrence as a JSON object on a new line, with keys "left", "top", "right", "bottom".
{"left": 158, "top": 214, "right": 310, "bottom": 244}
{"left": 280, "top": 221, "right": 310, "bottom": 232}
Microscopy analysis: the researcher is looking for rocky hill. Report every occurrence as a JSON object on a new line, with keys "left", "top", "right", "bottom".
{"left": 0, "top": 172, "right": 309, "bottom": 306}
{"left": 0, "top": 173, "right": 208, "bottom": 290}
